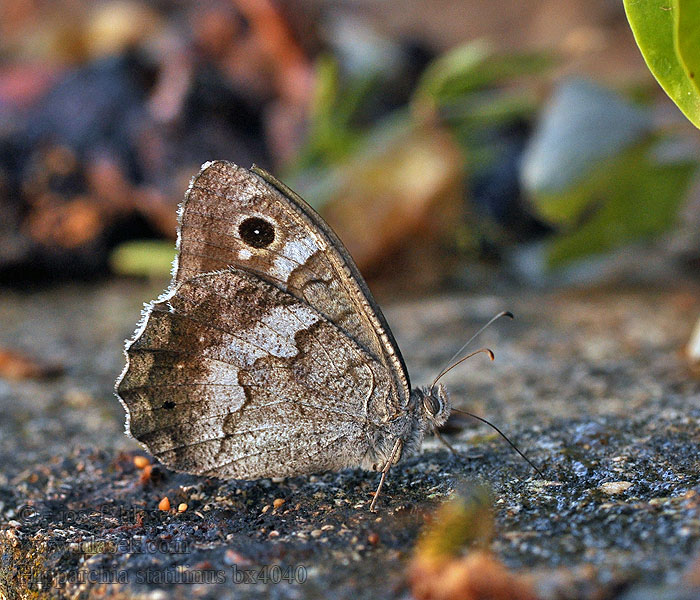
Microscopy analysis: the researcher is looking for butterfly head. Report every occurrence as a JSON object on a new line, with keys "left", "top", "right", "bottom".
{"left": 417, "top": 383, "right": 451, "bottom": 430}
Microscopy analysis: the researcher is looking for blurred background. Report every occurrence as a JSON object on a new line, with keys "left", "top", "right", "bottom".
{"left": 4, "top": 4, "right": 700, "bottom": 595}
{"left": 0, "top": 0, "right": 698, "bottom": 295}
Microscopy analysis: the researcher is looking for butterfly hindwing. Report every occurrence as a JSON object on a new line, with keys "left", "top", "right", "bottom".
{"left": 117, "top": 268, "right": 399, "bottom": 478}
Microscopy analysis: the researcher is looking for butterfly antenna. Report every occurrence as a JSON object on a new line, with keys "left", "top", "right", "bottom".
{"left": 430, "top": 348, "right": 494, "bottom": 392}
{"left": 451, "top": 407, "right": 544, "bottom": 479}
{"left": 430, "top": 310, "right": 514, "bottom": 391}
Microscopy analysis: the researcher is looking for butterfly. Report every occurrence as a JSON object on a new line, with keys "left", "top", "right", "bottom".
{"left": 116, "top": 161, "right": 478, "bottom": 510}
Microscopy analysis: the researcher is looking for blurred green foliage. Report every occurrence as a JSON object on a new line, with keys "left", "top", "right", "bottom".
{"left": 293, "top": 41, "right": 548, "bottom": 176}
{"left": 413, "top": 40, "right": 550, "bottom": 104}
{"left": 539, "top": 141, "right": 695, "bottom": 267}
{"left": 110, "top": 240, "right": 175, "bottom": 278}
{"left": 415, "top": 41, "right": 548, "bottom": 171}
{"left": 294, "top": 54, "right": 378, "bottom": 171}
{"left": 112, "top": 35, "right": 699, "bottom": 279}
{"left": 522, "top": 78, "right": 696, "bottom": 267}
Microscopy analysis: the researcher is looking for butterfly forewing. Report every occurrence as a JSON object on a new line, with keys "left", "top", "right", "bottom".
{"left": 176, "top": 161, "right": 410, "bottom": 404}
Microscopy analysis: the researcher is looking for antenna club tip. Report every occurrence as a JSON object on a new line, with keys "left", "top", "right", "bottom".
{"left": 504, "top": 311, "right": 514, "bottom": 319}
{"left": 486, "top": 349, "right": 495, "bottom": 361}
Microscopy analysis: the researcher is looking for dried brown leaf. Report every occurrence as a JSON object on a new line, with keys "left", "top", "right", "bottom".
{"left": 0, "top": 348, "right": 63, "bottom": 380}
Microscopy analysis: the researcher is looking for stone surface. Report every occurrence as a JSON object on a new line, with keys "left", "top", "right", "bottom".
{"left": 1, "top": 278, "right": 700, "bottom": 599}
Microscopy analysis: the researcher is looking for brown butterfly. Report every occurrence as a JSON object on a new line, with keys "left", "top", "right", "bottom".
{"left": 116, "top": 161, "right": 501, "bottom": 510}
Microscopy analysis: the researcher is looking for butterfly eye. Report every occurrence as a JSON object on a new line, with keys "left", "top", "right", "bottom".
{"left": 239, "top": 217, "right": 275, "bottom": 249}
{"left": 424, "top": 395, "right": 441, "bottom": 416}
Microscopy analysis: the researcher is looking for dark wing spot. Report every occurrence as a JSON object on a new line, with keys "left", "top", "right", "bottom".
{"left": 162, "top": 400, "right": 175, "bottom": 410}
{"left": 239, "top": 217, "right": 275, "bottom": 249}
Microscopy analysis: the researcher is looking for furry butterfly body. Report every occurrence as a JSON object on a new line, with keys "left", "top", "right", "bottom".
{"left": 116, "top": 162, "right": 451, "bottom": 504}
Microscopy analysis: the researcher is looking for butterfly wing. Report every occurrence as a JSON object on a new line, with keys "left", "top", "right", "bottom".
{"left": 174, "top": 161, "right": 411, "bottom": 407}
{"left": 117, "top": 268, "right": 399, "bottom": 478}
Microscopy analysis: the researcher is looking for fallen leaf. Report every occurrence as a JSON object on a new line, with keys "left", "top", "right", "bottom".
{"left": 409, "top": 484, "right": 537, "bottom": 600}
{"left": 319, "top": 117, "right": 463, "bottom": 275}
{"left": 410, "top": 550, "right": 537, "bottom": 600}
{"left": 0, "top": 348, "right": 63, "bottom": 380}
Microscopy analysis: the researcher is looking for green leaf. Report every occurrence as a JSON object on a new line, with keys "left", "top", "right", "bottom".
{"left": 624, "top": 0, "right": 700, "bottom": 127}
{"left": 677, "top": 0, "right": 700, "bottom": 99}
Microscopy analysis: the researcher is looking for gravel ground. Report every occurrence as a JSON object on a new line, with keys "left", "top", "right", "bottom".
{"left": 1, "top": 278, "right": 699, "bottom": 599}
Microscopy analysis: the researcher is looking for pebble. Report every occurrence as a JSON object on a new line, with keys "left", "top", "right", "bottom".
{"left": 158, "top": 497, "right": 170, "bottom": 511}
{"left": 139, "top": 464, "right": 153, "bottom": 483}
{"left": 273, "top": 498, "right": 285, "bottom": 509}
{"left": 224, "top": 549, "right": 252, "bottom": 566}
{"left": 133, "top": 456, "right": 150, "bottom": 469}
{"left": 599, "top": 481, "right": 633, "bottom": 495}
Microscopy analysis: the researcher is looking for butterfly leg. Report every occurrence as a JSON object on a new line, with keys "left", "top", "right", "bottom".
{"left": 369, "top": 438, "right": 403, "bottom": 512}
{"left": 435, "top": 430, "right": 457, "bottom": 454}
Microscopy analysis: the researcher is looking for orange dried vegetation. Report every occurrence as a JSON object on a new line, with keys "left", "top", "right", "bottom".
{"left": 408, "top": 484, "right": 537, "bottom": 600}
